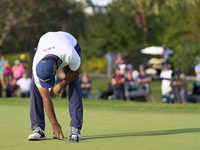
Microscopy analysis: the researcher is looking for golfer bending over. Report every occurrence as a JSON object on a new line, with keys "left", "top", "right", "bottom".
{"left": 28, "top": 31, "right": 83, "bottom": 142}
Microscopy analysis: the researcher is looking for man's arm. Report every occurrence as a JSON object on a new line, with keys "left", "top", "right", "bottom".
{"left": 38, "top": 87, "right": 64, "bottom": 139}
{"left": 50, "top": 66, "right": 81, "bottom": 97}
{"left": 61, "top": 66, "right": 81, "bottom": 88}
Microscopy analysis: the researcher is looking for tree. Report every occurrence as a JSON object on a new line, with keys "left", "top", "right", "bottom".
{"left": 1, "top": 0, "right": 200, "bottom": 75}
{"left": 81, "top": 0, "right": 159, "bottom": 68}
{"left": 154, "top": 0, "right": 200, "bottom": 75}
{"left": 0, "top": 0, "right": 32, "bottom": 52}
{"left": 0, "top": 0, "right": 87, "bottom": 76}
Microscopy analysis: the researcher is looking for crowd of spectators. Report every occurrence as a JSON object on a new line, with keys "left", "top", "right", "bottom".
{"left": 101, "top": 50, "right": 200, "bottom": 103}
{"left": 1, "top": 51, "right": 200, "bottom": 103}
{"left": 103, "top": 50, "right": 155, "bottom": 102}
{"left": 159, "top": 57, "right": 200, "bottom": 103}
{"left": 0, "top": 54, "right": 31, "bottom": 98}
{"left": 110, "top": 61, "right": 154, "bottom": 102}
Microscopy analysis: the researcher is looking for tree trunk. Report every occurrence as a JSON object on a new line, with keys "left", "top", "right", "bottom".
{"left": 28, "top": 8, "right": 38, "bottom": 78}
{"left": 135, "top": 0, "right": 148, "bottom": 45}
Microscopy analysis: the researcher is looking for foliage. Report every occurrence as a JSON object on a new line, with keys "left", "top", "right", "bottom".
{"left": 81, "top": 0, "right": 200, "bottom": 74}
{"left": 0, "top": 0, "right": 32, "bottom": 53}
{"left": 0, "top": 0, "right": 86, "bottom": 53}
{"left": 81, "top": 0, "right": 145, "bottom": 56}
{"left": 81, "top": 57, "right": 107, "bottom": 73}
{"left": 170, "top": 42, "right": 200, "bottom": 75}
{"left": 4, "top": 52, "right": 29, "bottom": 67}
{"left": 80, "top": 0, "right": 153, "bottom": 69}
{"left": 156, "top": 0, "right": 200, "bottom": 75}
{"left": 0, "top": 0, "right": 200, "bottom": 75}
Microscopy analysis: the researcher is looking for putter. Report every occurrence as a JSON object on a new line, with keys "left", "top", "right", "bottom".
{"left": 53, "top": 135, "right": 68, "bottom": 141}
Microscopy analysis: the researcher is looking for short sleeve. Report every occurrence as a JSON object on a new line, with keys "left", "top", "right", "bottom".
{"left": 69, "top": 48, "right": 81, "bottom": 71}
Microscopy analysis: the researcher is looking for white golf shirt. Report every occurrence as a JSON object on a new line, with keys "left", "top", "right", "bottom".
{"left": 32, "top": 31, "right": 81, "bottom": 87}
{"left": 160, "top": 69, "right": 173, "bottom": 94}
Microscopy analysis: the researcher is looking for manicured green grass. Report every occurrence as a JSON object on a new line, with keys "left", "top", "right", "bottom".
{"left": 1, "top": 97, "right": 200, "bottom": 150}
{"left": 0, "top": 79, "right": 198, "bottom": 150}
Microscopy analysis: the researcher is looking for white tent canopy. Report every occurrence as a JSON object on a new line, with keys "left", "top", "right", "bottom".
{"left": 141, "top": 46, "right": 163, "bottom": 55}
{"left": 141, "top": 46, "right": 173, "bottom": 55}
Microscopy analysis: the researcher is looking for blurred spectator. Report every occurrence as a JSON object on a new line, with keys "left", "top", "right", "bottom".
{"left": 124, "top": 70, "right": 138, "bottom": 100}
{"left": 0, "top": 55, "right": 5, "bottom": 87}
{"left": 5, "top": 80, "right": 12, "bottom": 97}
{"left": 137, "top": 65, "right": 149, "bottom": 88}
{"left": 80, "top": 73, "right": 93, "bottom": 99}
{"left": 192, "top": 81, "right": 200, "bottom": 98}
{"left": 161, "top": 44, "right": 173, "bottom": 63}
{"left": 0, "top": 82, "right": 2, "bottom": 97}
{"left": 95, "top": 83, "right": 113, "bottom": 100}
{"left": 195, "top": 57, "right": 200, "bottom": 81}
{"left": 137, "top": 65, "right": 155, "bottom": 102}
{"left": 119, "top": 64, "right": 126, "bottom": 76}
{"left": 5, "top": 75, "right": 17, "bottom": 97}
{"left": 4, "top": 60, "right": 11, "bottom": 85}
{"left": 190, "top": 59, "right": 200, "bottom": 102}
{"left": 125, "top": 70, "right": 134, "bottom": 82}
{"left": 11, "top": 78, "right": 18, "bottom": 97}
{"left": 12, "top": 60, "right": 25, "bottom": 80}
{"left": 115, "top": 53, "right": 124, "bottom": 69}
{"left": 104, "top": 51, "right": 113, "bottom": 78}
{"left": 112, "top": 50, "right": 118, "bottom": 71}
{"left": 122, "top": 50, "right": 131, "bottom": 65}
{"left": 126, "top": 64, "right": 139, "bottom": 81}
{"left": 124, "top": 69, "right": 147, "bottom": 102}
{"left": 16, "top": 72, "right": 31, "bottom": 97}
{"left": 172, "top": 68, "right": 187, "bottom": 103}
{"left": 160, "top": 64, "right": 173, "bottom": 103}
{"left": 111, "top": 67, "right": 125, "bottom": 100}
{"left": 56, "top": 70, "right": 67, "bottom": 98}
{"left": 20, "top": 54, "right": 28, "bottom": 70}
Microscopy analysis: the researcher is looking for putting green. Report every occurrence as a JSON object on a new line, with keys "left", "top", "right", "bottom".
{"left": 0, "top": 98, "right": 200, "bottom": 150}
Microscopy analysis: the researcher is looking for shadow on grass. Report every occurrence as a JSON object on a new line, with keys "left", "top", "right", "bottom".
{"left": 82, "top": 128, "right": 200, "bottom": 140}
{"left": 29, "top": 138, "right": 55, "bottom": 141}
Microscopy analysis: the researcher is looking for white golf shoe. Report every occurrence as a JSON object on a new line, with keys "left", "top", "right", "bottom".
{"left": 28, "top": 126, "right": 46, "bottom": 140}
{"left": 68, "top": 127, "right": 81, "bottom": 142}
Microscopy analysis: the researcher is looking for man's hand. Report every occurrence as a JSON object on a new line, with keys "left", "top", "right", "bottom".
{"left": 50, "top": 84, "right": 62, "bottom": 97}
{"left": 38, "top": 87, "right": 64, "bottom": 140}
{"left": 50, "top": 66, "right": 81, "bottom": 98}
{"left": 52, "top": 123, "right": 64, "bottom": 140}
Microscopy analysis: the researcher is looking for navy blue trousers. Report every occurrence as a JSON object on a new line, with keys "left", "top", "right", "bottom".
{"left": 30, "top": 43, "right": 83, "bottom": 131}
